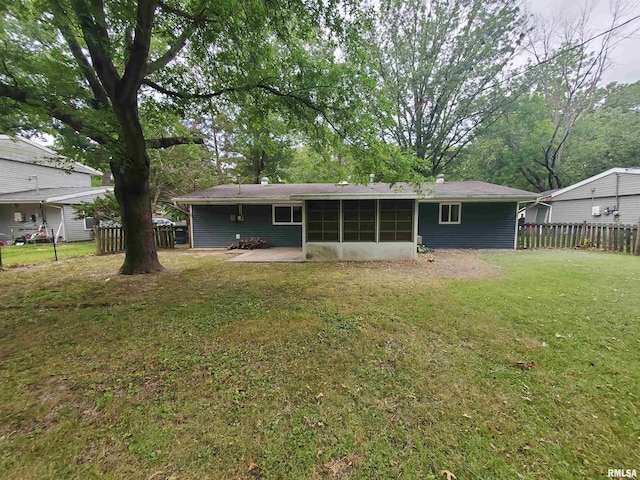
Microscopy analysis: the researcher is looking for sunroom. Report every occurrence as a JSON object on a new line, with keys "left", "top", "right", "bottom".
{"left": 291, "top": 192, "right": 419, "bottom": 261}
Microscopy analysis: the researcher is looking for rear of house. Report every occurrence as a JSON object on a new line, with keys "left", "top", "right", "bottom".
{"left": 0, "top": 135, "right": 108, "bottom": 242}
{"left": 175, "top": 178, "right": 536, "bottom": 260}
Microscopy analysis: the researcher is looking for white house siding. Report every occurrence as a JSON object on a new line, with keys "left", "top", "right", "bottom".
{"left": 554, "top": 171, "right": 640, "bottom": 201}
{"left": 551, "top": 196, "right": 640, "bottom": 225}
{"left": 62, "top": 205, "right": 93, "bottom": 241}
{"left": 0, "top": 158, "right": 92, "bottom": 194}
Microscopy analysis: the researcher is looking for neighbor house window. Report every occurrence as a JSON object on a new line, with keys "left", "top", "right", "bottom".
{"left": 439, "top": 203, "right": 461, "bottom": 224}
{"left": 84, "top": 216, "right": 96, "bottom": 230}
{"left": 273, "top": 205, "right": 302, "bottom": 225}
{"left": 342, "top": 200, "right": 376, "bottom": 242}
{"left": 306, "top": 200, "right": 339, "bottom": 242}
{"left": 379, "top": 199, "right": 413, "bottom": 241}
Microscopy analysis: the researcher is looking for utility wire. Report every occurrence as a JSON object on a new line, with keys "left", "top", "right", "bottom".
{"left": 495, "top": 12, "right": 640, "bottom": 88}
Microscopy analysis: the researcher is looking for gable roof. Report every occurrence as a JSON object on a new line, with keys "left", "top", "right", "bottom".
{"left": 0, "top": 186, "right": 113, "bottom": 204}
{"left": 0, "top": 135, "right": 102, "bottom": 176}
{"left": 545, "top": 167, "right": 640, "bottom": 199}
{"left": 174, "top": 181, "right": 537, "bottom": 204}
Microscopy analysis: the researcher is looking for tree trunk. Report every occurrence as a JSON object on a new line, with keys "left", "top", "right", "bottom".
{"left": 111, "top": 96, "right": 163, "bottom": 275}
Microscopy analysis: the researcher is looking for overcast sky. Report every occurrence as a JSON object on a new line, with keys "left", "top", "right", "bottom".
{"left": 526, "top": 0, "right": 640, "bottom": 85}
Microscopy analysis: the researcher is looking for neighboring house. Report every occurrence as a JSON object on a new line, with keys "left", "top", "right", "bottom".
{"left": 174, "top": 176, "right": 537, "bottom": 261}
{"left": 0, "top": 135, "right": 111, "bottom": 242}
{"left": 525, "top": 167, "right": 640, "bottom": 225}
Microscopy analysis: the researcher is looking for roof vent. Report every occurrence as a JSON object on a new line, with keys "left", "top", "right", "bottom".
{"left": 337, "top": 180, "right": 349, "bottom": 186}
{"left": 260, "top": 177, "right": 269, "bottom": 186}
{"left": 435, "top": 174, "right": 445, "bottom": 184}
{"left": 369, "top": 173, "right": 375, "bottom": 188}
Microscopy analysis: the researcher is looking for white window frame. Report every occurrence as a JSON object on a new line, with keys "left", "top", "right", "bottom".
{"left": 83, "top": 214, "right": 96, "bottom": 230}
{"left": 272, "top": 204, "right": 302, "bottom": 225}
{"left": 439, "top": 202, "right": 462, "bottom": 225}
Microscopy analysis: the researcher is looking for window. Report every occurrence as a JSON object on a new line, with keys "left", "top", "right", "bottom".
{"left": 306, "top": 200, "right": 339, "bottom": 242}
{"left": 379, "top": 199, "right": 414, "bottom": 241}
{"left": 84, "top": 216, "right": 96, "bottom": 230}
{"left": 273, "top": 205, "right": 302, "bottom": 225}
{"left": 439, "top": 203, "right": 461, "bottom": 224}
{"left": 343, "top": 200, "right": 376, "bottom": 242}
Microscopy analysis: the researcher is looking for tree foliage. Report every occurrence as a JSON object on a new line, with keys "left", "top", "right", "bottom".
{"left": 0, "top": 0, "right": 367, "bottom": 273}
{"left": 368, "top": 0, "right": 527, "bottom": 176}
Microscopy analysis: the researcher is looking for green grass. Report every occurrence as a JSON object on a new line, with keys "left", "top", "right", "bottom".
{"left": 0, "top": 241, "right": 95, "bottom": 267}
{"left": 0, "top": 249, "right": 638, "bottom": 479}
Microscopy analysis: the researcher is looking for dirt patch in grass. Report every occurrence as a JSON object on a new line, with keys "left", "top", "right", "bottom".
{"left": 343, "top": 249, "right": 502, "bottom": 286}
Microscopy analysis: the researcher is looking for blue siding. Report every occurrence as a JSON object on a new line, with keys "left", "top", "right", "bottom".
{"left": 192, "top": 204, "right": 302, "bottom": 248}
{"left": 418, "top": 202, "right": 517, "bottom": 249}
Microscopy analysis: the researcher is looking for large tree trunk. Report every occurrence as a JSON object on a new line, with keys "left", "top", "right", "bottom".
{"left": 111, "top": 96, "right": 163, "bottom": 275}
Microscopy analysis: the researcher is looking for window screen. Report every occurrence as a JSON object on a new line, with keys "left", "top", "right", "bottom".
{"left": 306, "top": 200, "right": 339, "bottom": 242}
{"left": 379, "top": 200, "right": 413, "bottom": 241}
{"left": 342, "top": 200, "right": 376, "bottom": 242}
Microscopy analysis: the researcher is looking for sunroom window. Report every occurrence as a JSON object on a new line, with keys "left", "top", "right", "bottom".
{"left": 342, "top": 200, "right": 376, "bottom": 242}
{"left": 379, "top": 199, "right": 413, "bottom": 241}
{"left": 306, "top": 200, "right": 339, "bottom": 242}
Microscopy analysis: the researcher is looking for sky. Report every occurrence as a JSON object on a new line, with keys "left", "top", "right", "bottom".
{"left": 526, "top": 0, "right": 640, "bottom": 85}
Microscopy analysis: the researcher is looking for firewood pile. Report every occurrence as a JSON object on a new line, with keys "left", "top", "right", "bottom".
{"left": 228, "top": 237, "right": 269, "bottom": 250}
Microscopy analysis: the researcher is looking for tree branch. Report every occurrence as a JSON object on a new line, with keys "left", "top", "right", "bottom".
{"left": 0, "top": 82, "right": 111, "bottom": 146}
{"left": 145, "top": 26, "right": 193, "bottom": 75}
{"left": 50, "top": 0, "right": 110, "bottom": 107}
{"left": 72, "top": 0, "right": 120, "bottom": 96}
{"left": 146, "top": 136, "right": 204, "bottom": 149}
{"left": 120, "top": 0, "right": 158, "bottom": 96}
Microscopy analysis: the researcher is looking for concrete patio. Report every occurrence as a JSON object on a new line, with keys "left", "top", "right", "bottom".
{"left": 226, "top": 248, "right": 304, "bottom": 263}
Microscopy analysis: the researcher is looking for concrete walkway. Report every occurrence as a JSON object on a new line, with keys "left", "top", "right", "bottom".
{"left": 226, "top": 248, "right": 304, "bottom": 263}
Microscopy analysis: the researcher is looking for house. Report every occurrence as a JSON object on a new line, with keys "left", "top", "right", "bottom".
{"left": 525, "top": 167, "right": 640, "bottom": 225}
{"left": 173, "top": 176, "right": 537, "bottom": 261}
{"left": 0, "top": 135, "right": 111, "bottom": 242}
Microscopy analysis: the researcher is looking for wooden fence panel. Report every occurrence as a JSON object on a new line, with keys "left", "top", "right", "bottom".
{"left": 94, "top": 225, "right": 175, "bottom": 255}
{"left": 518, "top": 222, "right": 638, "bottom": 255}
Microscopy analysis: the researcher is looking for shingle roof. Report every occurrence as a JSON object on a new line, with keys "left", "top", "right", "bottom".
{"left": 174, "top": 181, "right": 537, "bottom": 202}
{"left": 0, "top": 135, "right": 102, "bottom": 176}
{"left": 0, "top": 187, "right": 113, "bottom": 203}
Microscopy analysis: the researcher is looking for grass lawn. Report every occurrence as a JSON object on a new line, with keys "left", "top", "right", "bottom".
{"left": 0, "top": 241, "right": 95, "bottom": 268}
{"left": 0, "top": 249, "right": 638, "bottom": 479}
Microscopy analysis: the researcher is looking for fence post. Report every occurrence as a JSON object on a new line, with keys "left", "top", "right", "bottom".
{"left": 635, "top": 221, "right": 640, "bottom": 256}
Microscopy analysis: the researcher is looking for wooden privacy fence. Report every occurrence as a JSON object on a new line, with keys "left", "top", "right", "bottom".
{"left": 518, "top": 222, "right": 640, "bottom": 255}
{"left": 94, "top": 225, "right": 175, "bottom": 255}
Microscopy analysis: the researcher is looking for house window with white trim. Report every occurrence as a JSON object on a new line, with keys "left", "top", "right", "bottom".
{"left": 84, "top": 215, "right": 96, "bottom": 230}
{"left": 439, "top": 203, "right": 461, "bottom": 224}
{"left": 272, "top": 205, "right": 302, "bottom": 225}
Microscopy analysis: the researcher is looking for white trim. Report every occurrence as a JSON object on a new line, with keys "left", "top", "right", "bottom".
{"left": 189, "top": 204, "right": 194, "bottom": 248}
{"left": 439, "top": 202, "right": 462, "bottom": 224}
{"left": 291, "top": 193, "right": 418, "bottom": 200}
{"left": 548, "top": 167, "right": 640, "bottom": 199}
{"left": 514, "top": 202, "right": 520, "bottom": 250}
{"left": 272, "top": 204, "right": 302, "bottom": 225}
{"left": 302, "top": 201, "right": 307, "bottom": 258}
{"left": 413, "top": 199, "right": 419, "bottom": 255}
{"left": 174, "top": 198, "right": 303, "bottom": 205}
{"left": 83, "top": 215, "right": 96, "bottom": 230}
{"left": 47, "top": 187, "right": 114, "bottom": 203}
{"left": 419, "top": 196, "right": 535, "bottom": 203}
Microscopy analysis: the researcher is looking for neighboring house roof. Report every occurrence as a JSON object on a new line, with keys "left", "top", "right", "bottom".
{"left": 0, "top": 187, "right": 114, "bottom": 204}
{"left": 174, "top": 181, "right": 537, "bottom": 204}
{"left": 542, "top": 167, "right": 640, "bottom": 200}
{"left": 0, "top": 135, "right": 102, "bottom": 176}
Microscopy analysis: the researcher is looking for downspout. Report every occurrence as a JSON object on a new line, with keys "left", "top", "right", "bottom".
{"left": 46, "top": 204, "right": 65, "bottom": 241}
